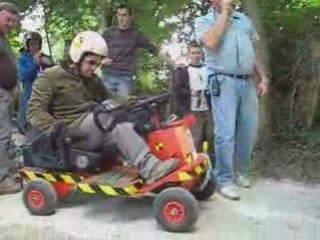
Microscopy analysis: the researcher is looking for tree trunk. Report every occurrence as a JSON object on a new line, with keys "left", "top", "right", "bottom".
{"left": 42, "top": 4, "right": 53, "bottom": 59}
{"left": 100, "top": 0, "right": 114, "bottom": 31}
{"left": 298, "top": 30, "right": 320, "bottom": 127}
{"left": 63, "top": 39, "right": 72, "bottom": 61}
{"left": 242, "top": 0, "right": 272, "bottom": 136}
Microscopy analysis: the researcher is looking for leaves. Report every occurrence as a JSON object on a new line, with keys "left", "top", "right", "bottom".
{"left": 9, "top": 0, "right": 320, "bottom": 93}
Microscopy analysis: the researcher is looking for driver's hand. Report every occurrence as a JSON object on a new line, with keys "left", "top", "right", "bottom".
{"left": 67, "top": 128, "right": 88, "bottom": 140}
{"left": 127, "top": 95, "right": 139, "bottom": 105}
{"left": 49, "top": 120, "right": 87, "bottom": 141}
{"left": 92, "top": 103, "right": 106, "bottom": 113}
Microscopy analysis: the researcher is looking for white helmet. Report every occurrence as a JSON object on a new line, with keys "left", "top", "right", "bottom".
{"left": 69, "top": 31, "right": 108, "bottom": 63}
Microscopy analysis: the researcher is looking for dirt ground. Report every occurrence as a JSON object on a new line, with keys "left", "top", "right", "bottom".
{"left": 0, "top": 178, "right": 319, "bottom": 240}
{"left": 5, "top": 127, "right": 320, "bottom": 240}
{"left": 251, "top": 134, "right": 320, "bottom": 183}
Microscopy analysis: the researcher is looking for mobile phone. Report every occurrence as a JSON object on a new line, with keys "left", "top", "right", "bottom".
{"left": 209, "top": 74, "right": 220, "bottom": 97}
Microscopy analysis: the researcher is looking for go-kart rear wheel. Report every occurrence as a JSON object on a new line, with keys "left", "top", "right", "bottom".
{"left": 192, "top": 177, "right": 217, "bottom": 201}
{"left": 23, "top": 179, "right": 57, "bottom": 216}
{"left": 153, "top": 187, "right": 199, "bottom": 232}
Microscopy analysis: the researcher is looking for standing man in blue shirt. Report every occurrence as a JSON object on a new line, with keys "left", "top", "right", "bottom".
{"left": 195, "top": 0, "right": 268, "bottom": 200}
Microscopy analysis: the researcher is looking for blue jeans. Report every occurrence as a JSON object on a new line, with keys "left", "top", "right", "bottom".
{"left": 18, "top": 81, "right": 33, "bottom": 128}
{"left": 102, "top": 72, "right": 133, "bottom": 97}
{"left": 210, "top": 75, "right": 258, "bottom": 187}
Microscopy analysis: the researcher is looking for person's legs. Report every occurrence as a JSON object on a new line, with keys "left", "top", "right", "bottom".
{"left": 101, "top": 72, "right": 133, "bottom": 97}
{"left": 18, "top": 81, "right": 33, "bottom": 129}
{"left": 101, "top": 72, "right": 120, "bottom": 94}
{"left": 209, "top": 76, "right": 243, "bottom": 200}
{"left": 0, "top": 88, "right": 21, "bottom": 195}
{"left": 234, "top": 79, "right": 258, "bottom": 187}
{"left": 117, "top": 75, "right": 133, "bottom": 97}
{"left": 110, "top": 122, "right": 159, "bottom": 178}
{"left": 211, "top": 76, "right": 239, "bottom": 188}
{"left": 204, "top": 110, "right": 215, "bottom": 161}
{"left": 190, "top": 111, "right": 205, "bottom": 151}
{"left": 77, "top": 111, "right": 178, "bottom": 182}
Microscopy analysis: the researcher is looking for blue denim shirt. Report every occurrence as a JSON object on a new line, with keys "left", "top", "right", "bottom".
{"left": 195, "top": 9, "right": 258, "bottom": 75}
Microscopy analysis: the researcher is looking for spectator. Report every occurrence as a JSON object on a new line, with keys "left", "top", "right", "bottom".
{"left": 172, "top": 41, "right": 212, "bottom": 151}
{"left": 195, "top": 0, "right": 268, "bottom": 200}
{"left": 101, "top": 4, "right": 175, "bottom": 96}
{"left": 18, "top": 31, "right": 54, "bottom": 131}
{"left": 0, "top": 2, "right": 21, "bottom": 195}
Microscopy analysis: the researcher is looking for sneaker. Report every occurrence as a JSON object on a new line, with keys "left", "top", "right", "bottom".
{"left": 235, "top": 175, "right": 251, "bottom": 189}
{"left": 218, "top": 185, "right": 240, "bottom": 200}
{"left": 0, "top": 176, "right": 21, "bottom": 196}
{"left": 146, "top": 158, "right": 179, "bottom": 184}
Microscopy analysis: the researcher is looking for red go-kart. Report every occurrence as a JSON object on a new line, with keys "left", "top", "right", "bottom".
{"left": 18, "top": 93, "right": 216, "bottom": 232}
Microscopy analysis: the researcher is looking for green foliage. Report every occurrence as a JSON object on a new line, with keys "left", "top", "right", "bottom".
{"left": 252, "top": 125, "right": 320, "bottom": 183}
{"left": 8, "top": 0, "right": 319, "bottom": 93}
{"left": 9, "top": 0, "right": 193, "bottom": 88}
{"left": 8, "top": 0, "right": 38, "bottom": 13}
{"left": 248, "top": 0, "right": 320, "bottom": 182}
{"left": 6, "top": 0, "right": 320, "bottom": 182}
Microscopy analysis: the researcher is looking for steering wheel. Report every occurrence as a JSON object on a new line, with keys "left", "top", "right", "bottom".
{"left": 129, "top": 92, "right": 171, "bottom": 110}
{"left": 92, "top": 92, "right": 171, "bottom": 132}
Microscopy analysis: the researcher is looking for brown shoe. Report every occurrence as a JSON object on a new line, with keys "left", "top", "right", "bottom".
{"left": 146, "top": 158, "right": 179, "bottom": 184}
{"left": 0, "top": 176, "right": 21, "bottom": 196}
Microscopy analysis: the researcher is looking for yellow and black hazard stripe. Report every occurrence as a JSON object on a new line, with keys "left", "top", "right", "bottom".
{"left": 185, "top": 153, "right": 193, "bottom": 164}
{"left": 178, "top": 162, "right": 208, "bottom": 181}
{"left": 76, "top": 183, "right": 141, "bottom": 196}
{"left": 20, "top": 170, "right": 142, "bottom": 196}
{"left": 20, "top": 171, "right": 83, "bottom": 184}
{"left": 20, "top": 158, "right": 210, "bottom": 195}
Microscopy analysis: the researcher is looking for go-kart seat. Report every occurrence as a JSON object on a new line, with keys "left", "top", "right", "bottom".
{"left": 22, "top": 125, "right": 104, "bottom": 172}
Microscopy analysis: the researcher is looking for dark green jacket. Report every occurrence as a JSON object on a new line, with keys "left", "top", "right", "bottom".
{"left": 28, "top": 64, "right": 127, "bottom": 131}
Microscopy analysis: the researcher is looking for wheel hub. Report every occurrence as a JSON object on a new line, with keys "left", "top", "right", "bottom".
{"left": 163, "top": 201, "right": 186, "bottom": 224}
{"left": 28, "top": 190, "right": 45, "bottom": 209}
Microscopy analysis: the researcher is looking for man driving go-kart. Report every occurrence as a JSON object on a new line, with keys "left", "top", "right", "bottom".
{"left": 27, "top": 31, "right": 179, "bottom": 184}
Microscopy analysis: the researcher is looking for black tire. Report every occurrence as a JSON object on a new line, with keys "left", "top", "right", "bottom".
{"left": 23, "top": 179, "right": 57, "bottom": 216}
{"left": 192, "top": 178, "right": 217, "bottom": 201}
{"left": 153, "top": 187, "right": 199, "bottom": 232}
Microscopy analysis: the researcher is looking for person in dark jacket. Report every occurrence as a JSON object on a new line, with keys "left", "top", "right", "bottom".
{"left": 0, "top": 2, "right": 21, "bottom": 195}
{"left": 17, "top": 31, "right": 54, "bottom": 130}
{"left": 101, "top": 4, "right": 175, "bottom": 96}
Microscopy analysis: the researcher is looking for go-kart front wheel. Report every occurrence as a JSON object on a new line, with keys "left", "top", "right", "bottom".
{"left": 153, "top": 187, "right": 199, "bottom": 232}
{"left": 23, "top": 179, "right": 57, "bottom": 216}
{"left": 192, "top": 177, "right": 217, "bottom": 201}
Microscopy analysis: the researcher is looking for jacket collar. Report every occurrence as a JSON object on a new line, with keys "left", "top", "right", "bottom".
{"left": 189, "top": 63, "right": 203, "bottom": 68}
